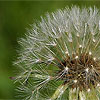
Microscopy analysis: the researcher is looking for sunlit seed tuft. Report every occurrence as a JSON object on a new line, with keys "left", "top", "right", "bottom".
{"left": 73, "top": 80, "right": 78, "bottom": 83}
{"left": 79, "top": 45, "right": 82, "bottom": 48}
{"left": 87, "top": 89, "right": 91, "bottom": 92}
{"left": 97, "top": 84, "right": 100, "bottom": 87}
{"left": 85, "top": 68, "right": 89, "bottom": 72}
{"left": 93, "top": 57, "right": 96, "bottom": 61}
{"left": 65, "top": 66, "right": 69, "bottom": 71}
{"left": 75, "top": 56, "right": 78, "bottom": 59}
{"left": 89, "top": 51, "right": 92, "bottom": 55}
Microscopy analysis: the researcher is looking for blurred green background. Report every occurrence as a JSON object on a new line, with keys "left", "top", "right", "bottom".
{"left": 0, "top": 1, "right": 100, "bottom": 99}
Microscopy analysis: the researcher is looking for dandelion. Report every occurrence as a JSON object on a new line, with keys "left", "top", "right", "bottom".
{"left": 14, "top": 6, "right": 100, "bottom": 100}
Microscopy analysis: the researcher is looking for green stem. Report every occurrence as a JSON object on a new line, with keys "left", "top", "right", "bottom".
{"left": 50, "top": 84, "right": 68, "bottom": 100}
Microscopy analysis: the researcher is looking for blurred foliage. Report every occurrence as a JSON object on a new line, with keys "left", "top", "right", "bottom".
{"left": 0, "top": 1, "right": 100, "bottom": 99}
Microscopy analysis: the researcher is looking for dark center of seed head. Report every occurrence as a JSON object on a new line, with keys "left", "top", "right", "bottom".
{"left": 58, "top": 52, "right": 100, "bottom": 91}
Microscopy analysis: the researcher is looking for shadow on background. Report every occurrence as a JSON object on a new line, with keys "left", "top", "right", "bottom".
{"left": 0, "top": 1, "right": 100, "bottom": 99}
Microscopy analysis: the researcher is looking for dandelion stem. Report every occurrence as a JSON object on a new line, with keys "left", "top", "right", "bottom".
{"left": 50, "top": 84, "right": 68, "bottom": 100}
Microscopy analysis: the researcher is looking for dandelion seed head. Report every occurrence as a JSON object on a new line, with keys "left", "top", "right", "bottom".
{"left": 14, "top": 6, "right": 100, "bottom": 100}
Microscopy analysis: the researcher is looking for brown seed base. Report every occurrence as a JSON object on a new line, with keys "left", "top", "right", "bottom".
{"left": 57, "top": 52, "right": 100, "bottom": 91}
